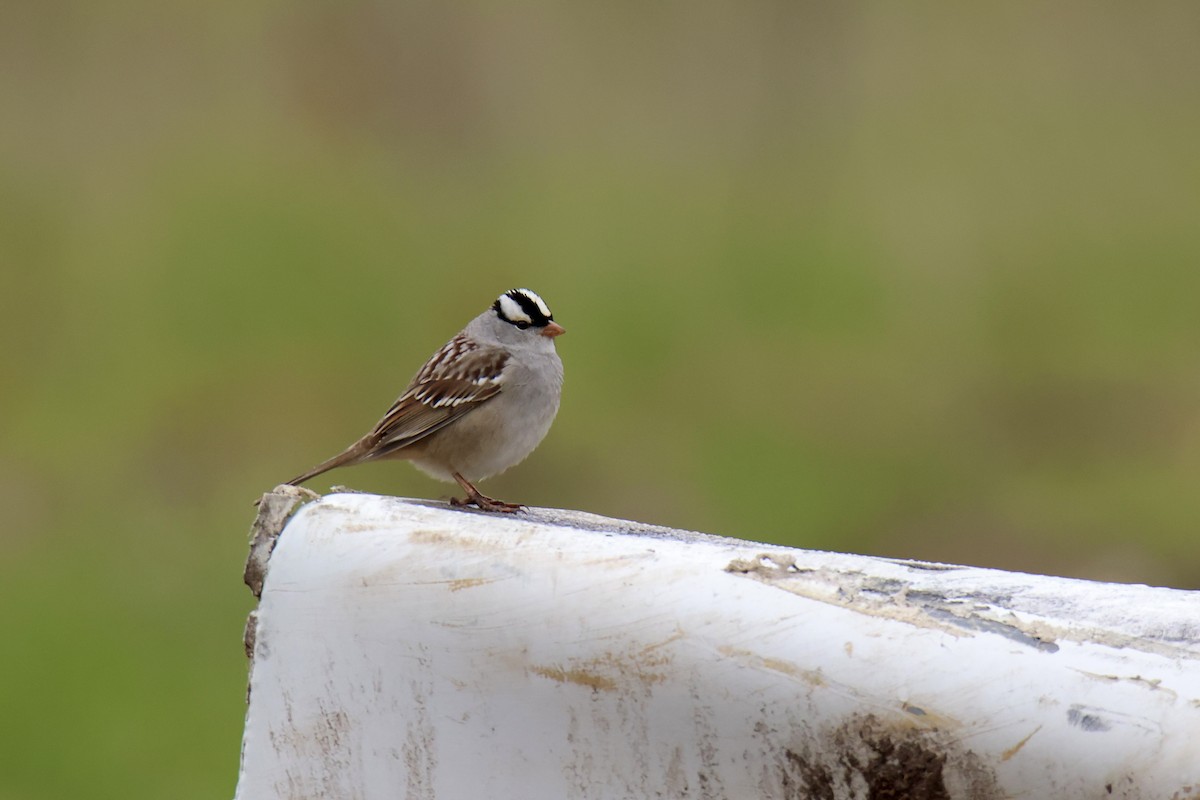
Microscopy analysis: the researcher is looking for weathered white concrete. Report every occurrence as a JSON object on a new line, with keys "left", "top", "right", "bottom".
{"left": 236, "top": 488, "right": 1200, "bottom": 800}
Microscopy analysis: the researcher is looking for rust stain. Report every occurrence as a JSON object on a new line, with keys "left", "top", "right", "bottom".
{"left": 763, "top": 657, "right": 826, "bottom": 686}
{"left": 406, "top": 576, "right": 498, "bottom": 591}
{"left": 1001, "top": 725, "right": 1041, "bottom": 762}
{"left": 408, "top": 529, "right": 456, "bottom": 545}
{"left": 408, "top": 529, "right": 510, "bottom": 552}
{"left": 527, "top": 642, "right": 674, "bottom": 693}
{"left": 719, "top": 646, "right": 826, "bottom": 687}
{"left": 531, "top": 665, "right": 618, "bottom": 692}
{"left": 447, "top": 577, "right": 492, "bottom": 592}
{"left": 338, "top": 522, "right": 380, "bottom": 534}
{"left": 595, "top": 649, "right": 669, "bottom": 685}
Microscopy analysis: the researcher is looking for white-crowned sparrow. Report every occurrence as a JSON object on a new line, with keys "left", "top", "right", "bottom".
{"left": 287, "top": 288, "right": 565, "bottom": 512}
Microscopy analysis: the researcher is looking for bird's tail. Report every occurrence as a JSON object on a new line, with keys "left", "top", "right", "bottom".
{"left": 286, "top": 437, "right": 374, "bottom": 487}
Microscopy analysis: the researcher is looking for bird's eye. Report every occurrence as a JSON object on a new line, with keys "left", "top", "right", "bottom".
{"left": 515, "top": 321, "right": 531, "bottom": 330}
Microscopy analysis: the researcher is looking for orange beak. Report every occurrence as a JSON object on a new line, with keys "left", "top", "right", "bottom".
{"left": 541, "top": 321, "right": 566, "bottom": 338}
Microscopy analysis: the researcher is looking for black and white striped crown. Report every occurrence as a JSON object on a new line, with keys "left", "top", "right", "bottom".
{"left": 492, "top": 288, "right": 554, "bottom": 330}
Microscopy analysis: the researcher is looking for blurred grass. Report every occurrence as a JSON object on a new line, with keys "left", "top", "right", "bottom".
{"left": 2, "top": 2, "right": 1200, "bottom": 798}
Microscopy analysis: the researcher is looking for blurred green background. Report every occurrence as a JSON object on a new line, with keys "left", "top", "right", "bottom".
{"left": 2, "top": 2, "right": 1199, "bottom": 798}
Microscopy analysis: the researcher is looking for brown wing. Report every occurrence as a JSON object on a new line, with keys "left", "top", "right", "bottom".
{"left": 366, "top": 334, "right": 508, "bottom": 459}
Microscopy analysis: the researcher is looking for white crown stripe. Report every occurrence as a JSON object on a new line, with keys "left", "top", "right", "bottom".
{"left": 497, "top": 294, "right": 533, "bottom": 324}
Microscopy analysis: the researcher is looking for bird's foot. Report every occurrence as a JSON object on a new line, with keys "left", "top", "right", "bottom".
{"left": 450, "top": 492, "right": 525, "bottom": 513}
{"left": 449, "top": 472, "right": 526, "bottom": 513}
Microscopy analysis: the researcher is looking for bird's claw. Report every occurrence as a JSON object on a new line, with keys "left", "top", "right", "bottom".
{"left": 450, "top": 494, "right": 525, "bottom": 513}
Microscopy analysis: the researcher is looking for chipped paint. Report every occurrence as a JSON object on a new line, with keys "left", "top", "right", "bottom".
{"left": 728, "top": 552, "right": 1200, "bottom": 662}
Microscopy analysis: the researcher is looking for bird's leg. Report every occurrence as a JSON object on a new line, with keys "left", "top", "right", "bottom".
{"left": 450, "top": 472, "right": 525, "bottom": 513}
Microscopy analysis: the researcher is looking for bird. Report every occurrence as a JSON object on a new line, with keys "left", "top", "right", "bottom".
{"left": 286, "top": 288, "right": 565, "bottom": 512}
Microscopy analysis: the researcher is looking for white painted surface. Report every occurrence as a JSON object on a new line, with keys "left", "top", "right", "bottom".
{"left": 236, "top": 492, "right": 1200, "bottom": 800}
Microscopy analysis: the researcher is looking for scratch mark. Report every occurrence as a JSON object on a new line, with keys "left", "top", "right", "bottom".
{"left": 639, "top": 629, "right": 685, "bottom": 655}
{"left": 1070, "top": 670, "right": 1175, "bottom": 699}
{"left": 1001, "top": 725, "right": 1041, "bottom": 761}
{"left": 719, "top": 646, "right": 826, "bottom": 687}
